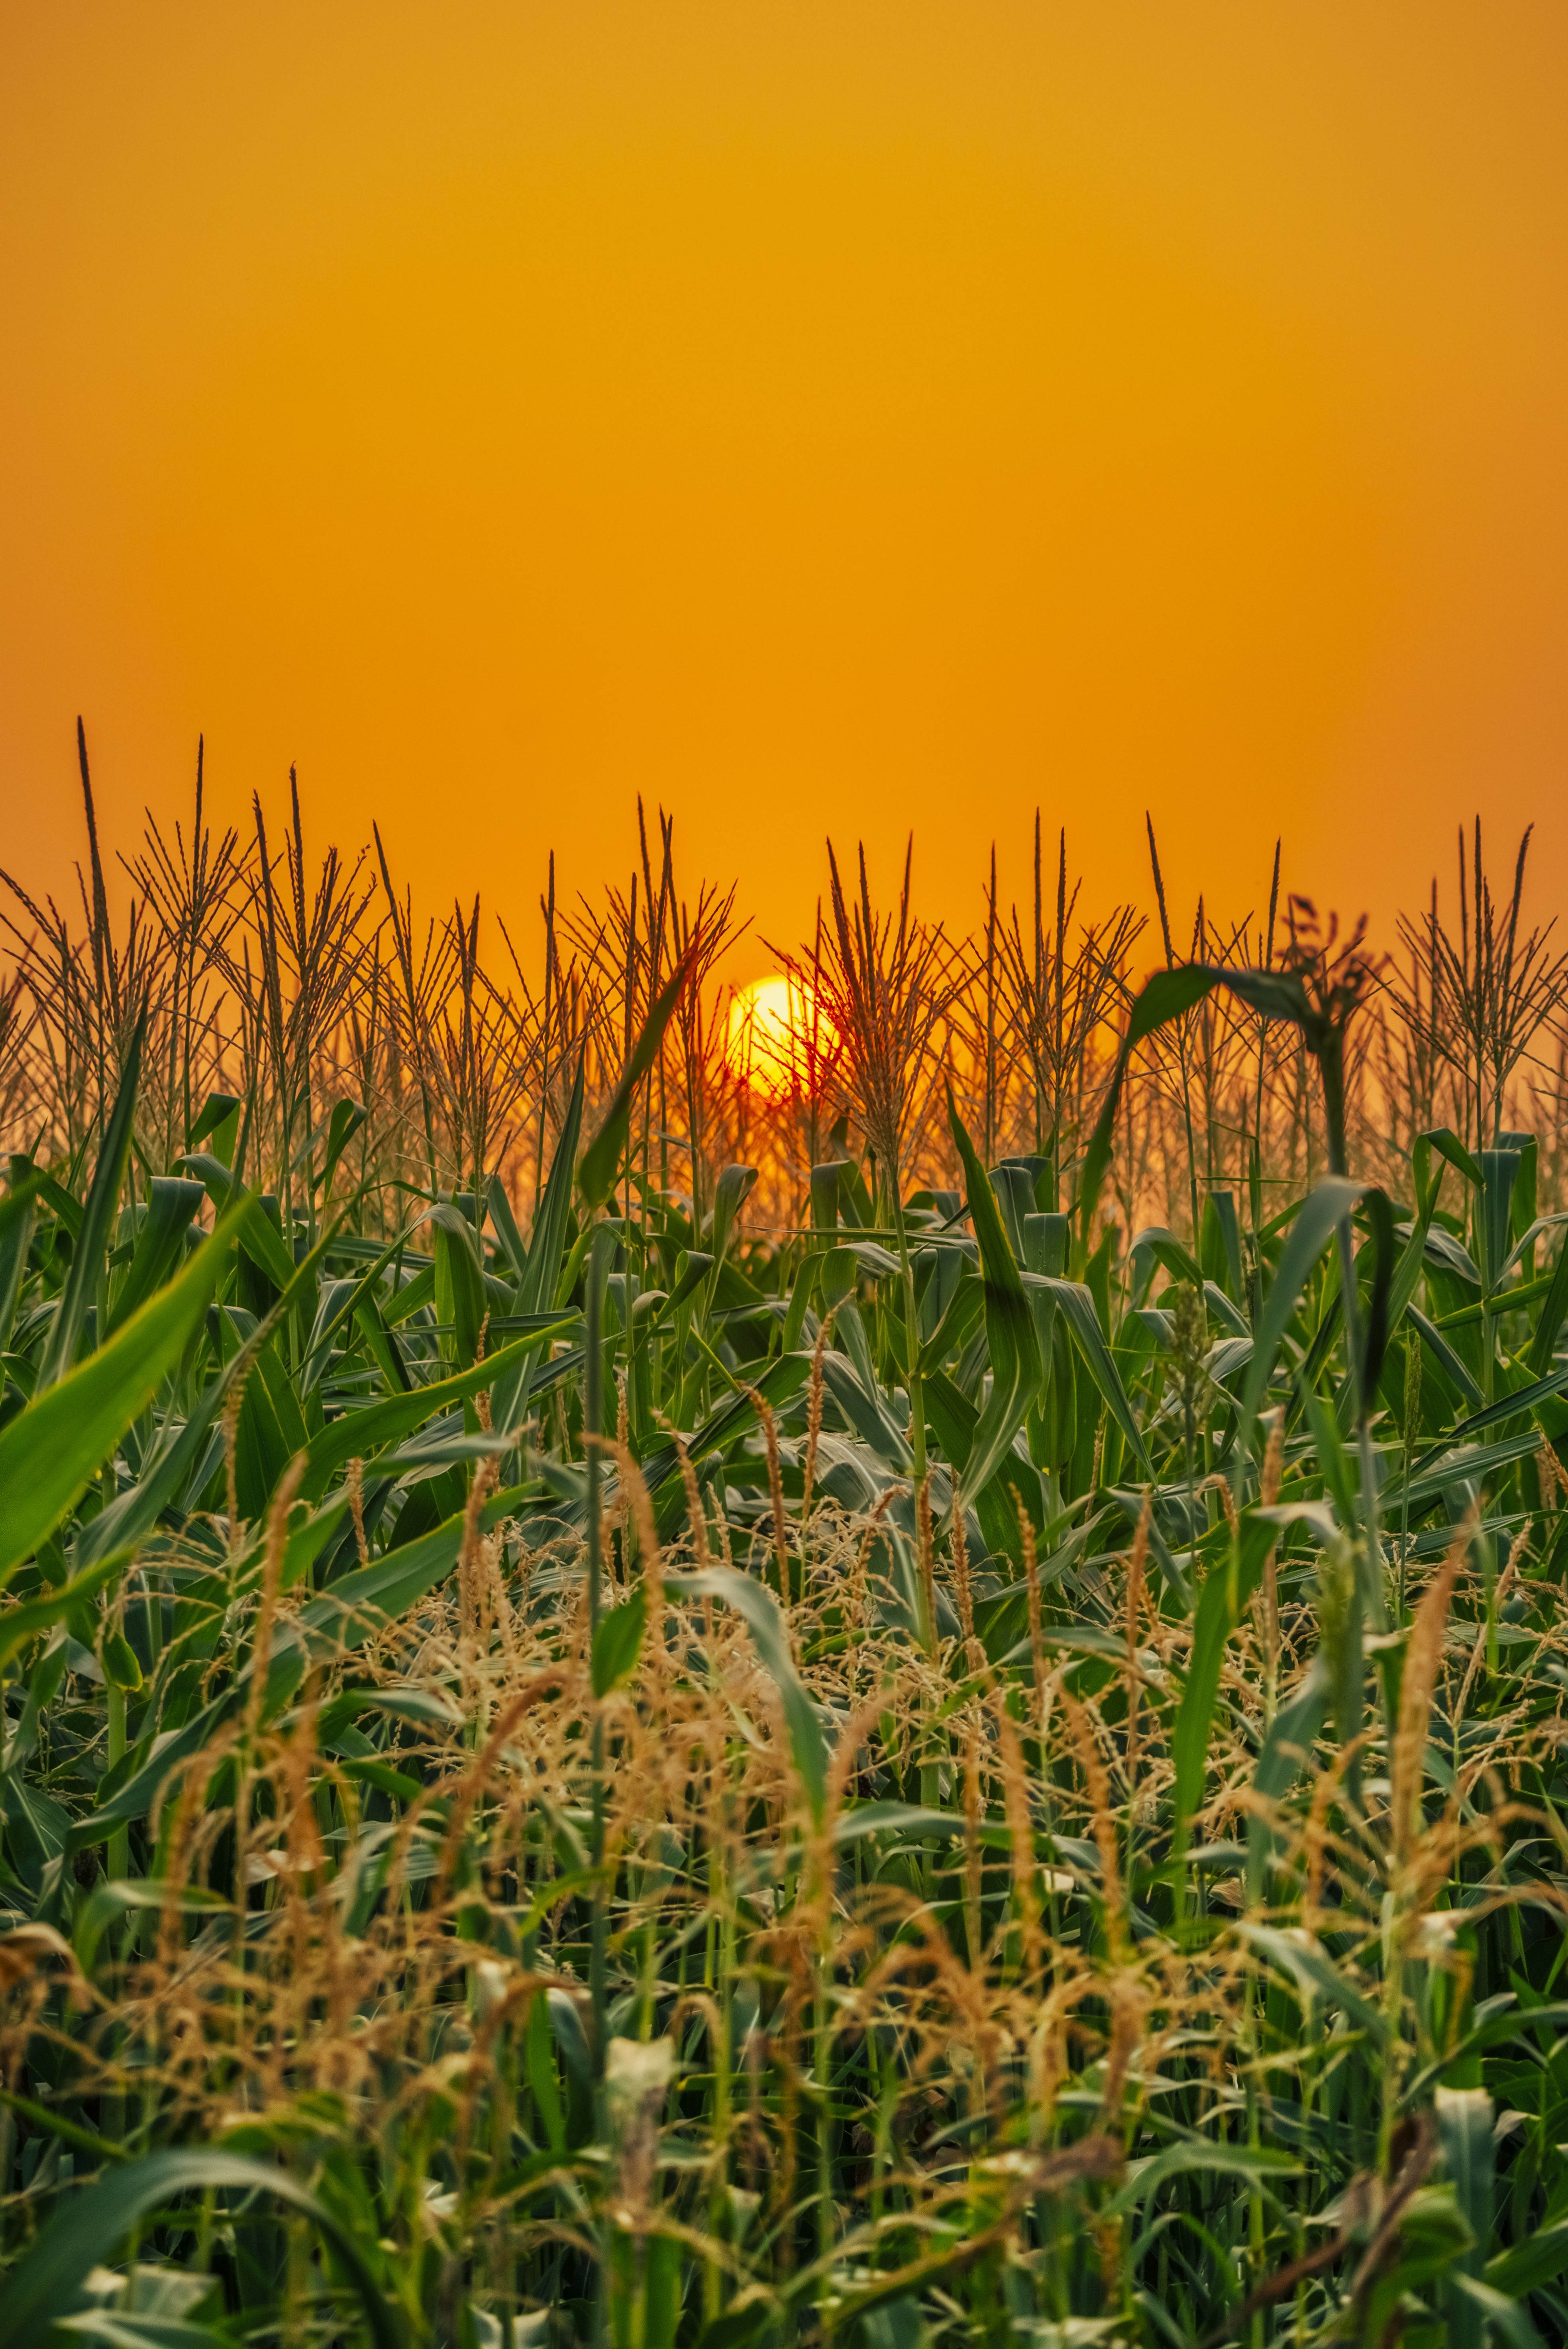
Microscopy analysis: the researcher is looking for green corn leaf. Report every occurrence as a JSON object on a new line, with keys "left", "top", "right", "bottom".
{"left": 72, "top": 1877, "right": 232, "bottom": 1978}
{"left": 519, "top": 1053, "right": 587, "bottom": 1314}
{"left": 548, "top": 1987, "right": 595, "bottom": 2147}
{"left": 947, "top": 1089, "right": 1043, "bottom": 1502}
{"left": 1203, "top": 1188, "right": 1245, "bottom": 1300}
{"left": 1171, "top": 1512, "right": 1274, "bottom": 1864}
{"left": 315, "top": 1094, "right": 367, "bottom": 1195}
{"left": 1479, "top": 1149, "right": 1522, "bottom": 1292}
{"left": 1246, "top": 1652, "right": 1332, "bottom": 1900}
{"left": 0, "top": 1548, "right": 126, "bottom": 1678}
{"left": 1103, "top": 2139, "right": 1299, "bottom": 2217}
{"left": 0, "top": 1194, "right": 256, "bottom": 1591}
{"left": 296, "top": 1320, "right": 572, "bottom": 1504}
{"left": 383, "top": 1261, "right": 436, "bottom": 1325}
{"left": 0, "top": 1165, "right": 45, "bottom": 1355}
{"left": 354, "top": 1292, "right": 412, "bottom": 1394}
{"left": 1035, "top": 1275, "right": 1151, "bottom": 1477}
{"left": 5, "top": 2149, "right": 401, "bottom": 2349}
{"left": 299, "top": 1273, "right": 360, "bottom": 1391}
{"left": 526, "top": 1992, "right": 567, "bottom": 2153}
{"left": 1408, "top": 1303, "right": 1487, "bottom": 1412}
{"left": 1497, "top": 1209, "right": 1568, "bottom": 1288}
{"left": 78, "top": 1210, "right": 346, "bottom": 1567}
{"left": 31, "top": 1166, "right": 84, "bottom": 1238}
{"left": 1237, "top": 1921, "right": 1389, "bottom": 2045}
{"left": 591, "top": 1584, "right": 648, "bottom": 1696}
{"left": 1417, "top": 1127, "right": 1483, "bottom": 1212}
{"left": 830, "top": 1801, "right": 967, "bottom": 1846}
{"left": 485, "top": 1057, "right": 591, "bottom": 1429}
{"left": 1359, "top": 1184, "right": 1398, "bottom": 1398}
{"left": 1079, "top": 965, "right": 1267, "bottom": 1253}
{"left": 709, "top": 1163, "right": 759, "bottom": 1264}
{"left": 178, "top": 1154, "right": 298, "bottom": 1292}
{"left": 579, "top": 941, "right": 699, "bottom": 1212}
{"left": 486, "top": 1162, "right": 531, "bottom": 1289}
{"left": 820, "top": 1351, "right": 913, "bottom": 1472}
{"left": 1438, "top": 2086, "right": 1496, "bottom": 2349}
{"left": 915, "top": 1265, "right": 984, "bottom": 1379}
{"left": 1487, "top": 2219, "right": 1568, "bottom": 2302}
{"left": 1428, "top": 1359, "right": 1568, "bottom": 1449}
{"left": 37, "top": 1014, "right": 145, "bottom": 1391}
{"left": 810, "top": 1159, "right": 848, "bottom": 1239}
{"left": 1527, "top": 1233, "right": 1568, "bottom": 1375}
{"left": 288, "top": 1210, "right": 431, "bottom": 1385}
{"left": 640, "top": 1350, "right": 811, "bottom": 1526}
{"left": 298, "top": 1481, "right": 523, "bottom": 1649}
{"left": 1399, "top": 1425, "right": 1546, "bottom": 1515}
{"left": 1237, "top": 1175, "right": 1366, "bottom": 1442}
{"left": 186, "top": 1090, "right": 241, "bottom": 1156}
{"left": 1403, "top": 2002, "right": 1568, "bottom": 2108}
{"left": 1451, "top": 2278, "right": 1546, "bottom": 2349}
{"left": 429, "top": 1200, "right": 488, "bottom": 1367}
{"left": 1080, "top": 960, "right": 1338, "bottom": 1259}
{"left": 1130, "top": 1225, "right": 1204, "bottom": 1298}
{"left": 105, "top": 1176, "right": 206, "bottom": 1335}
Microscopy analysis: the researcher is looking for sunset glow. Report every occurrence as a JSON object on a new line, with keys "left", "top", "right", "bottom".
{"left": 724, "top": 974, "right": 835, "bottom": 1100}
{"left": 4, "top": 9, "right": 1567, "bottom": 949}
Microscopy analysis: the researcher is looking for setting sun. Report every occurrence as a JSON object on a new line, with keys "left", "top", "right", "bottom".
{"left": 723, "top": 972, "right": 836, "bottom": 1098}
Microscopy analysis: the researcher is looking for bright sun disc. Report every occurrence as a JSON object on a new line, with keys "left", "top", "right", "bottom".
{"left": 725, "top": 974, "right": 833, "bottom": 1098}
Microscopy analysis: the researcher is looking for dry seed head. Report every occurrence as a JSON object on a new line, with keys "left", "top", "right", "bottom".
{"left": 1207, "top": 1471, "right": 1239, "bottom": 1537}
{"left": 748, "top": 1387, "right": 791, "bottom": 1608}
{"left": 951, "top": 1490, "right": 982, "bottom": 1679}
{"left": 801, "top": 1303, "right": 834, "bottom": 1531}
{"left": 1393, "top": 1513, "right": 1471, "bottom": 1863}
{"left": 1062, "top": 1690, "right": 1125, "bottom": 1961}
{"left": 347, "top": 1455, "right": 369, "bottom": 1567}
{"left": 243, "top": 1449, "right": 306, "bottom": 1752}
{"left": 1123, "top": 1494, "right": 1151, "bottom": 1787}
{"left": 915, "top": 1472, "right": 938, "bottom": 1655}
{"left": 991, "top": 1686, "right": 1042, "bottom": 1985}
{"left": 963, "top": 1716, "right": 986, "bottom": 1974}
{"left": 665, "top": 1420, "right": 712, "bottom": 1570}
{"left": 1453, "top": 1520, "right": 1531, "bottom": 1731}
{"left": 1260, "top": 1405, "right": 1286, "bottom": 1508}
{"left": 221, "top": 1367, "right": 249, "bottom": 1560}
{"left": 1016, "top": 1489, "right": 1048, "bottom": 1736}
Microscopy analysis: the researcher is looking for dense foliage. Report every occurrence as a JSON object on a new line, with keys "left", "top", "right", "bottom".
{"left": 2, "top": 750, "right": 1567, "bottom": 2347}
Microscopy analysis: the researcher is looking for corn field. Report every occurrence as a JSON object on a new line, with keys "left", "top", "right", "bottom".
{"left": 2, "top": 733, "right": 1568, "bottom": 2348}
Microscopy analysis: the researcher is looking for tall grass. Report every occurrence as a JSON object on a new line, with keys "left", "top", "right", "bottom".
{"left": 1, "top": 743, "right": 1567, "bottom": 2349}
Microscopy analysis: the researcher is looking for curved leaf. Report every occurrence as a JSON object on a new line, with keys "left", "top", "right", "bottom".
{"left": 1237, "top": 1176, "right": 1366, "bottom": 1443}
{"left": 0, "top": 1195, "right": 256, "bottom": 1591}
{"left": 663, "top": 1565, "right": 828, "bottom": 1825}
{"left": 6, "top": 2149, "right": 401, "bottom": 2349}
{"left": 592, "top": 1584, "right": 647, "bottom": 1697}
{"left": 1172, "top": 1511, "right": 1274, "bottom": 1862}
{"left": 579, "top": 941, "right": 699, "bottom": 1212}
{"left": 1036, "top": 1275, "right": 1151, "bottom": 1477}
{"left": 946, "top": 1090, "right": 1043, "bottom": 1502}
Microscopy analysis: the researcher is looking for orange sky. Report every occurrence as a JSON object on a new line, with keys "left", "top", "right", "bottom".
{"left": 4, "top": 4, "right": 1566, "bottom": 978}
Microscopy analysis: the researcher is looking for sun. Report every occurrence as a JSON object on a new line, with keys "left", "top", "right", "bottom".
{"left": 724, "top": 973, "right": 835, "bottom": 1099}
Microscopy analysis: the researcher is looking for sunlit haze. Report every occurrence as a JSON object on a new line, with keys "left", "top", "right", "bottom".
{"left": 4, "top": 6, "right": 1567, "bottom": 975}
{"left": 724, "top": 975, "right": 834, "bottom": 1102}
